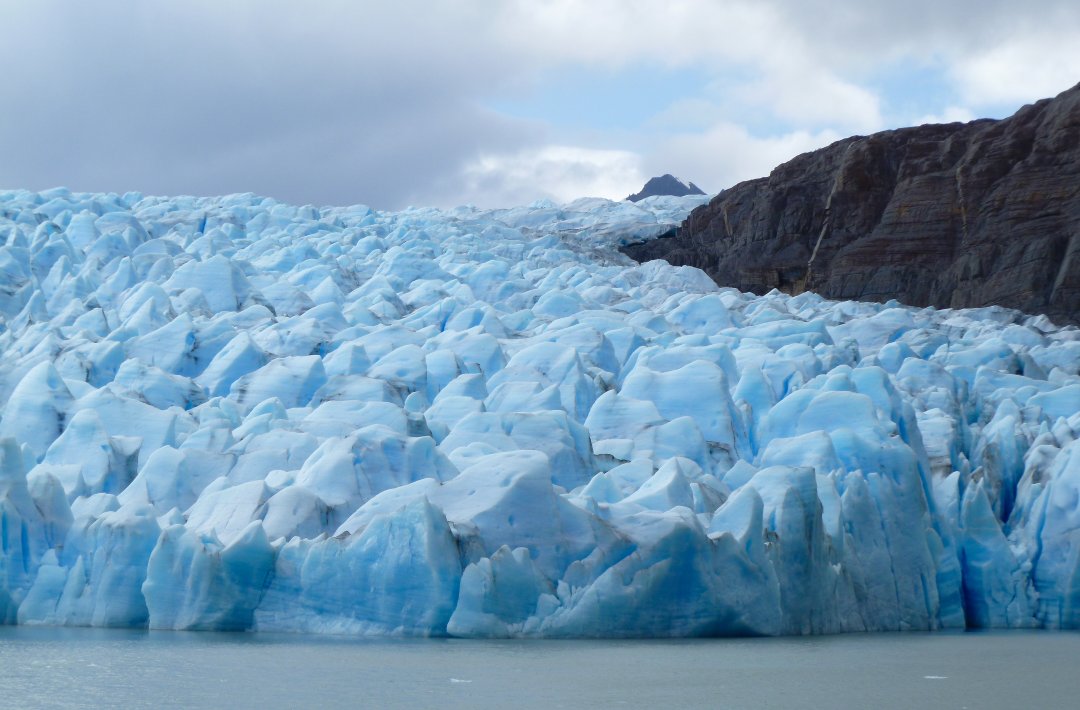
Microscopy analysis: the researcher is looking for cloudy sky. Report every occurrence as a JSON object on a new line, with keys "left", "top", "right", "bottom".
{"left": 2, "top": 1, "right": 1079, "bottom": 210}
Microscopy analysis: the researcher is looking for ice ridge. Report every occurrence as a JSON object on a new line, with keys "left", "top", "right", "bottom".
{"left": 1, "top": 185, "right": 1079, "bottom": 636}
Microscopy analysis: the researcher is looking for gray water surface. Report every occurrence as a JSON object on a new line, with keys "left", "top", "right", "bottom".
{"left": 1, "top": 627, "right": 1077, "bottom": 709}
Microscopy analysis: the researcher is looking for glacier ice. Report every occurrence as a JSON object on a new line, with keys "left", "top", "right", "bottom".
{"left": 2, "top": 186, "right": 1080, "bottom": 637}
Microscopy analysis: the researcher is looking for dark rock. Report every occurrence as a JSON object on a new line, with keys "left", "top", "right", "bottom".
{"left": 621, "top": 83, "right": 1080, "bottom": 325}
{"left": 626, "top": 175, "right": 705, "bottom": 202}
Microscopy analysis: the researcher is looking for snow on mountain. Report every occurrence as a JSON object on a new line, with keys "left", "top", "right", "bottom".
{"left": 0, "top": 185, "right": 1078, "bottom": 636}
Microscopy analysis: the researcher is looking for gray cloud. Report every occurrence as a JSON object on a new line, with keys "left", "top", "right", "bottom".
{"left": 0, "top": 1, "right": 544, "bottom": 209}
{"left": 2, "top": 1, "right": 1079, "bottom": 210}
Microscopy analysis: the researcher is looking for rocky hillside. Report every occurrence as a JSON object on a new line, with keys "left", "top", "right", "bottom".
{"left": 622, "top": 83, "right": 1080, "bottom": 325}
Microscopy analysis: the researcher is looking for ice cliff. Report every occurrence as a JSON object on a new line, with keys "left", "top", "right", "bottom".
{"left": 1, "top": 186, "right": 1078, "bottom": 636}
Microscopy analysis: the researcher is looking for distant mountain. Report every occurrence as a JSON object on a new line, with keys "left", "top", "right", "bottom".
{"left": 626, "top": 175, "right": 705, "bottom": 202}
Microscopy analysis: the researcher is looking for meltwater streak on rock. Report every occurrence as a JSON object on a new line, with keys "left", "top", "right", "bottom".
{"left": 622, "top": 82, "right": 1080, "bottom": 326}
{"left": 1, "top": 186, "right": 1080, "bottom": 637}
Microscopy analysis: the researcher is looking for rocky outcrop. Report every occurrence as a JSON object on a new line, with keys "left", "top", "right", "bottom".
{"left": 622, "top": 83, "right": 1080, "bottom": 325}
{"left": 626, "top": 175, "right": 705, "bottom": 202}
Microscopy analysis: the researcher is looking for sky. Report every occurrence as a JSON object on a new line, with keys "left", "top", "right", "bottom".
{"left": 1, "top": 1, "right": 1079, "bottom": 211}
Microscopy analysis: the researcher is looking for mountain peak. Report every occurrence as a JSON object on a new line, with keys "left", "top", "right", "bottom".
{"left": 626, "top": 174, "right": 705, "bottom": 202}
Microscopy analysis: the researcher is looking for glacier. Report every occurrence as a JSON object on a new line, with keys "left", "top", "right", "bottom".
{"left": 1, "top": 185, "right": 1079, "bottom": 637}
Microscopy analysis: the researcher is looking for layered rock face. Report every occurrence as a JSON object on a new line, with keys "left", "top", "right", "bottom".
{"left": 622, "top": 82, "right": 1080, "bottom": 325}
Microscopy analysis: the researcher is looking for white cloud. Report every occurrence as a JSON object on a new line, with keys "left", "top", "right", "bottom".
{"left": 441, "top": 125, "right": 845, "bottom": 209}
{"left": 645, "top": 123, "right": 843, "bottom": 194}
{"left": 915, "top": 106, "right": 978, "bottom": 126}
{"left": 489, "top": 0, "right": 783, "bottom": 67}
{"left": 493, "top": 0, "right": 882, "bottom": 131}
{"left": 952, "top": 30, "right": 1080, "bottom": 106}
{"left": 736, "top": 64, "right": 883, "bottom": 132}
{"left": 448, "top": 145, "right": 645, "bottom": 208}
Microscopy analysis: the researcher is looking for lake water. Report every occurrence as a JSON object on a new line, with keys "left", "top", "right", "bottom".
{"left": 1, "top": 627, "right": 1077, "bottom": 709}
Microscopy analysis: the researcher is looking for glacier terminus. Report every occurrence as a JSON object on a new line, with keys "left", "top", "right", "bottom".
{"left": 1, "top": 186, "right": 1078, "bottom": 637}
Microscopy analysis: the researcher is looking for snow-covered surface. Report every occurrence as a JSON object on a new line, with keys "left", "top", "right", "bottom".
{"left": 449, "top": 194, "right": 711, "bottom": 249}
{"left": 1, "top": 186, "right": 1079, "bottom": 636}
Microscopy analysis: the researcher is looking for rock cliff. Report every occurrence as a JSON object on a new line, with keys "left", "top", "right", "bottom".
{"left": 622, "top": 82, "right": 1080, "bottom": 325}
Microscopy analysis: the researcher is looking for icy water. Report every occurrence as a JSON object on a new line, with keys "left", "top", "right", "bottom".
{"left": 1, "top": 627, "right": 1077, "bottom": 710}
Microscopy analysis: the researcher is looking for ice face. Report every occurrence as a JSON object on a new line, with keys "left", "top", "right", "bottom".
{"left": 1, "top": 186, "right": 1080, "bottom": 636}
